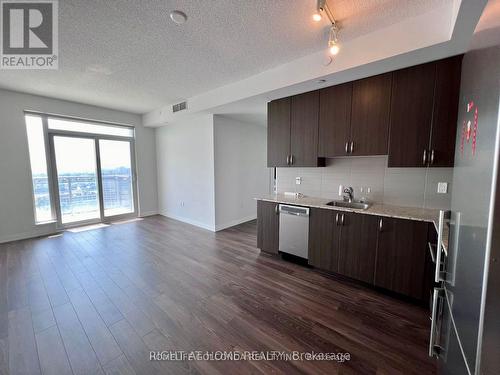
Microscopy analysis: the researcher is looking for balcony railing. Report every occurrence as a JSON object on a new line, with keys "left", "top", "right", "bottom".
{"left": 33, "top": 174, "right": 133, "bottom": 217}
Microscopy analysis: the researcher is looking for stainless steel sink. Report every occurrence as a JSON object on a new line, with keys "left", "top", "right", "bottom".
{"left": 325, "top": 200, "right": 371, "bottom": 210}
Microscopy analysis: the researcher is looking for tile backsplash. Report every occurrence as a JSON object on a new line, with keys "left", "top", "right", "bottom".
{"left": 276, "top": 156, "right": 453, "bottom": 210}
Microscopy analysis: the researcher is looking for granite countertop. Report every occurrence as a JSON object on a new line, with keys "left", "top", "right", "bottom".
{"left": 256, "top": 193, "right": 448, "bottom": 252}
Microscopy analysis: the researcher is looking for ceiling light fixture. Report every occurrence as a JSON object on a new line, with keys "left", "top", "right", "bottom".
{"left": 312, "top": 0, "right": 325, "bottom": 22}
{"left": 328, "top": 24, "right": 340, "bottom": 55}
{"left": 312, "top": 0, "right": 341, "bottom": 56}
{"left": 170, "top": 10, "right": 187, "bottom": 24}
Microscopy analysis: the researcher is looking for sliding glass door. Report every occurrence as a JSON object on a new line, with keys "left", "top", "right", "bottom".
{"left": 50, "top": 134, "right": 137, "bottom": 227}
{"left": 99, "top": 139, "right": 135, "bottom": 218}
{"left": 52, "top": 136, "right": 101, "bottom": 225}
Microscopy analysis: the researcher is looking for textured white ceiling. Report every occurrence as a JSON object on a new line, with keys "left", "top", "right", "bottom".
{"left": 0, "top": 0, "right": 451, "bottom": 114}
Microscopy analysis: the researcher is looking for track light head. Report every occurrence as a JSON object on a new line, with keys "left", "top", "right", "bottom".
{"left": 317, "top": 0, "right": 326, "bottom": 12}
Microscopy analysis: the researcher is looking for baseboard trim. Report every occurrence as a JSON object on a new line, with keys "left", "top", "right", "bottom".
{"left": 215, "top": 215, "right": 257, "bottom": 231}
{"left": 0, "top": 229, "right": 59, "bottom": 244}
{"left": 159, "top": 211, "right": 216, "bottom": 232}
{"left": 139, "top": 210, "right": 159, "bottom": 217}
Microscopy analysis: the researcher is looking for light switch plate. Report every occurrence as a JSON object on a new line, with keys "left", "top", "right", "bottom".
{"left": 295, "top": 177, "right": 302, "bottom": 185}
{"left": 437, "top": 182, "right": 448, "bottom": 194}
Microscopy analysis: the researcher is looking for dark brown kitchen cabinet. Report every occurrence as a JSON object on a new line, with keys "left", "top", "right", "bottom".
{"left": 388, "top": 62, "right": 436, "bottom": 167}
{"left": 429, "top": 55, "right": 462, "bottom": 167}
{"left": 318, "top": 74, "right": 392, "bottom": 157}
{"left": 257, "top": 200, "right": 279, "bottom": 254}
{"left": 350, "top": 73, "right": 392, "bottom": 156}
{"left": 388, "top": 55, "right": 462, "bottom": 167}
{"left": 338, "top": 212, "right": 379, "bottom": 283}
{"left": 267, "top": 92, "right": 324, "bottom": 167}
{"left": 374, "top": 217, "right": 429, "bottom": 300}
{"left": 290, "top": 91, "right": 323, "bottom": 167}
{"left": 267, "top": 98, "right": 290, "bottom": 167}
{"left": 308, "top": 208, "right": 340, "bottom": 272}
{"left": 318, "top": 82, "right": 352, "bottom": 157}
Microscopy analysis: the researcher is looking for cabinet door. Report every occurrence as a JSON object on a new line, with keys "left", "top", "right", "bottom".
{"left": 290, "top": 91, "right": 320, "bottom": 167}
{"left": 308, "top": 208, "right": 340, "bottom": 272}
{"left": 318, "top": 83, "right": 352, "bottom": 157}
{"left": 374, "top": 217, "right": 429, "bottom": 300}
{"left": 429, "top": 55, "right": 462, "bottom": 167}
{"left": 257, "top": 200, "right": 279, "bottom": 254}
{"left": 338, "top": 212, "right": 379, "bottom": 283}
{"left": 350, "top": 73, "right": 392, "bottom": 156}
{"left": 388, "top": 62, "right": 436, "bottom": 167}
{"left": 267, "top": 98, "right": 290, "bottom": 167}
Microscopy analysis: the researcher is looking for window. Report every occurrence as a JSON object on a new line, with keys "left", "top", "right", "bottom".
{"left": 25, "top": 115, "right": 54, "bottom": 223}
{"left": 48, "top": 118, "right": 134, "bottom": 137}
{"left": 24, "top": 112, "right": 137, "bottom": 226}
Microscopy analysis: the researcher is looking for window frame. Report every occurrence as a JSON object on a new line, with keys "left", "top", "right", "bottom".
{"left": 24, "top": 111, "right": 137, "bottom": 226}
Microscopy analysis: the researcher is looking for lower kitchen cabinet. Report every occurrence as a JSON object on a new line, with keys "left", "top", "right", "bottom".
{"left": 374, "top": 217, "right": 429, "bottom": 300}
{"left": 257, "top": 200, "right": 279, "bottom": 254}
{"left": 308, "top": 208, "right": 339, "bottom": 272}
{"left": 338, "top": 212, "right": 379, "bottom": 284}
{"left": 258, "top": 201, "right": 432, "bottom": 301}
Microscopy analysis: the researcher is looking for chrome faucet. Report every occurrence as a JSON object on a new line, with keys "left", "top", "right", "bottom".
{"left": 343, "top": 186, "right": 354, "bottom": 203}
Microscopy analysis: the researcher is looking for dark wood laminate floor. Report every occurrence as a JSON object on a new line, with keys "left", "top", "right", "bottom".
{"left": 0, "top": 216, "right": 436, "bottom": 375}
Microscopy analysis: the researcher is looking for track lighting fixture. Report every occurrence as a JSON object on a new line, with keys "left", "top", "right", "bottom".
{"left": 311, "top": 0, "right": 340, "bottom": 56}
{"left": 328, "top": 24, "right": 339, "bottom": 55}
{"left": 312, "top": 0, "right": 326, "bottom": 22}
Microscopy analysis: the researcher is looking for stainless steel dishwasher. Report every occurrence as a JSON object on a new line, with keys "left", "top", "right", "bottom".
{"left": 278, "top": 204, "right": 310, "bottom": 259}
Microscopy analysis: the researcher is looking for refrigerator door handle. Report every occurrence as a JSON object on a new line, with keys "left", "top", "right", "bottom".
{"left": 429, "top": 287, "right": 443, "bottom": 357}
{"left": 428, "top": 242, "right": 436, "bottom": 264}
{"left": 435, "top": 210, "right": 450, "bottom": 283}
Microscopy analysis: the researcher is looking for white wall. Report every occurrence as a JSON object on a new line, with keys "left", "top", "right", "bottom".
{"left": 213, "top": 115, "right": 269, "bottom": 230}
{"left": 0, "top": 89, "right": 158, "bottom": 243}
{"left": 155, "top": 114, "right": 216, "bottom": 230}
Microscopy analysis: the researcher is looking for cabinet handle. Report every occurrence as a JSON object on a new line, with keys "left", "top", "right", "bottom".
{"left": 422, "top": 149, "right": 427, "bottom": 166}
{"left": 379, "top": 218, "right": 383, "bottom": 232}
{"left": 275, "top": 204, "right": 279, "bottom": 214}
{"left": 341, "top": 213, "right": 345, "bottom": 226}
{"left": 290, "top": 155, "right": 294, "bottom": 165}
{"left": 335, "top": 213, "right": 339, "bottom": 226}
{"left": 430, "top": 149, "right": 435, "bottom": 165}
{"left": 286, "top": 155, "right": 290, "bottom": 165}
{"left": 345, "top": 142, "right": 349, "bottom": 154}
{"left": 350, "top": 141, "right": 354, "bottom": 154}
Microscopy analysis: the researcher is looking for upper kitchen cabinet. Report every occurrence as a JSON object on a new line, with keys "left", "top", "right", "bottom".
{"left": 267, "top": 97, "right": 291, "bottom": 167}
{"left": 350, "top": 73, "right": 392, "bottom": 156}
{"left": 388, "top": 55, "right": 462, "bottom": 167}
{"left": 290, "top": 91, "right": 323, "bottom": 167}
{"left": 267, "top": 91, "right": 324, "bottom": 167}
{"left": 318, "top": 82, "right": 352, "bottom": 157}
{"left": 388, "top": 62, "right": 436, "bottom": 167}
{"left": 269, "top": 56, "right": 461, "bottom": 167}
{"left": 318, "top": 73, "right": 391, "bottom": 157}
{"left": 429, "top": 55, "right": 462, "bottom": 167}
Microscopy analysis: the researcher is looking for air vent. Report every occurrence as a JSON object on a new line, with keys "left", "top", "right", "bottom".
{"left": 172, "top": 101, "right": 187, "bottom": 113}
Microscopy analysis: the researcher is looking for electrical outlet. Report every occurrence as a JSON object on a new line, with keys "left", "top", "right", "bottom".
{"left": 437, "top": 182, "right": 448, "bottom": 194}
{"left": 295, "top": 177, "right": 302, "bottom": 185}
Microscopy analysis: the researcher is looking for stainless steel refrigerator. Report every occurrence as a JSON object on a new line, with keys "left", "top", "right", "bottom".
{"left": 429, "top": 45, "right": 500, "bottom": 375}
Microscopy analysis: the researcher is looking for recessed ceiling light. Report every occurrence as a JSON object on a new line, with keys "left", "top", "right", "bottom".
{"left": 170, "top": 10, "right": 187, "bottom": 24}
